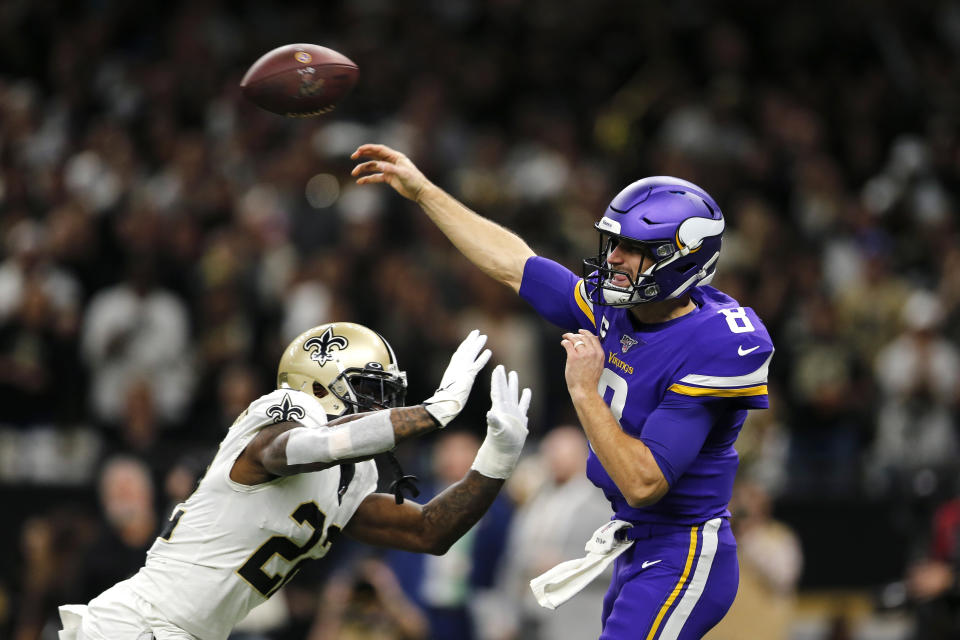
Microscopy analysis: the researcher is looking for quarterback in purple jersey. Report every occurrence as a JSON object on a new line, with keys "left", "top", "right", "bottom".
{"left": 353, "top": 144, "right": 773, "bottom": 640}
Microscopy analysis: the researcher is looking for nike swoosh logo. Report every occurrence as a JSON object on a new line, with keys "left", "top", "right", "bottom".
{"left": 641, "top": 559, "right": 662, "bottom": 569}
{"left": 738, "top": 345, "right": 759, "bottom": 356}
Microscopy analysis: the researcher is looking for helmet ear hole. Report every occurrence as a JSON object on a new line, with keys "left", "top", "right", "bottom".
{"left": 312, "top": 382, "right": 329, "bottom": 399}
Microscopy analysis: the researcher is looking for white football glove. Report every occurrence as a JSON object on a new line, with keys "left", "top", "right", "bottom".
{"left": 472, "top": 365, "right": 531, "bottom": 479}
{"left": 423, "top": 330, "right": 492, "bottom": 427}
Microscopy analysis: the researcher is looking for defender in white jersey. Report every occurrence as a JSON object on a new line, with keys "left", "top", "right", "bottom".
{"left": 60, "top": 322, "right": 531, "bottom": 640}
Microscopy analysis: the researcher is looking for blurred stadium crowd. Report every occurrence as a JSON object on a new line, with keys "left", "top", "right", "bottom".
{"left": 1, "top": 0, "right": 959, "bottom": 638}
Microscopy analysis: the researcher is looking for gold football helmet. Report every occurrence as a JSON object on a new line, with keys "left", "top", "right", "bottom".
{"left": 278, "top": 322, "right": 407, "bottom": 418}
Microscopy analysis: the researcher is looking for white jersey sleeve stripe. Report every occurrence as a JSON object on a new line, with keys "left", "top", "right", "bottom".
{"left": 678, "top": 353, "right": 772, "bottom": 389}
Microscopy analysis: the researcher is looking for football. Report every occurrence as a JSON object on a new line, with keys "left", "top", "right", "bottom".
{"left": 240, "top": 44, "right": 359, "bottom": 117}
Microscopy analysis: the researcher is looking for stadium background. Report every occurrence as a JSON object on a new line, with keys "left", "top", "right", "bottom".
{"left": 1, "top": 0, "right": 958, "bottom": 638}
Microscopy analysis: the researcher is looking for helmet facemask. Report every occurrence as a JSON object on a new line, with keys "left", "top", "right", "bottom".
{"left": 328, "top": 366, "right": 408, "bottom": 414}
{"left": 583, "top": 233, "right": 682, "bottom": 307}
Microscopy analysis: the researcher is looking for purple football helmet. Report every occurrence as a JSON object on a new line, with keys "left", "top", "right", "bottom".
{"left": 582, "top": 176, "right": 724, "bottom": 307}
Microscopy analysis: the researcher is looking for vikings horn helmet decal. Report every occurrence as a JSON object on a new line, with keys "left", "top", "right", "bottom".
{"left": 583, "top": 176, "right": 725, "bottom": 307}
{"left": 277, "top": 322, "right": 407, "bottom": 418}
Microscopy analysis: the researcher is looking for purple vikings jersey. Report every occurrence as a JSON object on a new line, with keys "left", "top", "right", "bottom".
{"left": 520, "top": 257, "right": 772, "bottom": 525}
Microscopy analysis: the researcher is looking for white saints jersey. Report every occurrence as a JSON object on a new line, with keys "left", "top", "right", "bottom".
{"left": 127, "top": 388, "right": 378, "bottom": 640}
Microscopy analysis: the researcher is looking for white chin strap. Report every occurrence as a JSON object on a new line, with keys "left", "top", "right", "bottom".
{"left": 601, "top": 260, "right": 656, "bottom": 306}
{"left": 602, "top": 286, "right": 641, "bottom": 306}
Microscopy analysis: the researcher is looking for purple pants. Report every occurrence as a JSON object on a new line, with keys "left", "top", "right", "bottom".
{"left": 600, "top": 518, "right": 738, "bottom": 640}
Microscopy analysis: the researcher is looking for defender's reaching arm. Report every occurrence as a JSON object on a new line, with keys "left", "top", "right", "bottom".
{"left": 233, "top": 406, "right": 440, "bottom": 484}
{"left": 344, "top": 365, "right": 531, "bottom": 554}
{"left": 352, "top": 144, "right": 535, "bottom": 292}
{"left": 231, "top": 330, "right": 491, "bottom": 485}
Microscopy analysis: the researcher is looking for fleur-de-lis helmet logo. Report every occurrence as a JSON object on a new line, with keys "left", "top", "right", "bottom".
{"left": 267, "top": 393, "right": 306, "bottom": 424}
{"left": 303, "top": 327, "right": 349, "bottom": 366}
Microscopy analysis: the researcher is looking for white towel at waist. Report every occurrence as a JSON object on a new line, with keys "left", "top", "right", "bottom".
{"left": 58, "top": 604, "right": 88, "bottom": 640}
{"left": 530, "top": 519, "right": 633, "bottom": 610}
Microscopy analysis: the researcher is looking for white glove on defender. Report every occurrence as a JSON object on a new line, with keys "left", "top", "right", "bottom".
{"left": 423, "top": 330, "right": 492, "bottom": 427}
{"left": 472, "top": 365, "right": 531, "bottom": 479}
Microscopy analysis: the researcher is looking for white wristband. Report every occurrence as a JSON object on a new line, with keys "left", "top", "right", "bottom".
{"left": 285, "top": 411, "right": 395, "bottom": 466}
{"left": 470, "top": 411, "right": 524, "bottom": 480}
{"left": 471, "top": 438, "right": 519, "bottom": 479}
{"left": 423, "top": 399, "right": 461, "bottom": 427}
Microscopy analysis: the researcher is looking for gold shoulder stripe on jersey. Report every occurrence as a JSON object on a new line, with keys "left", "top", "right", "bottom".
{"left": 574, "top": 279, "right": 596, "bottom": 327}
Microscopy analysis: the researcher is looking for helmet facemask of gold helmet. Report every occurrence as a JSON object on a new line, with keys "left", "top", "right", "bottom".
{"left": 278, "top": 322, "right": 407, "bottom": 419}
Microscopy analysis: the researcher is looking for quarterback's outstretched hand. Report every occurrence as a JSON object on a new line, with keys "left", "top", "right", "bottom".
{"left": 472, "top": 365, "right": 532, "bottom": 479}
{"left": 423, "top": 330, "right": 492, "bottom": 427}
{"left": 352, "top": 144, "right": 432, "bottom": 203}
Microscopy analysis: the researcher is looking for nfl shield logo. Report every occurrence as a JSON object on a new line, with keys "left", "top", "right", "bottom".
{"left": 620, "top": 334, "right": 639, "bottom": 353}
